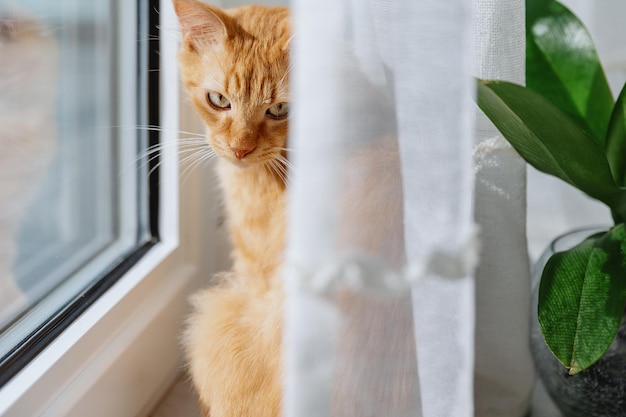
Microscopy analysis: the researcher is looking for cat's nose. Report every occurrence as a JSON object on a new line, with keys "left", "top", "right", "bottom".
{"left": 232, "top": 147, "right": 255, "bottom": 159}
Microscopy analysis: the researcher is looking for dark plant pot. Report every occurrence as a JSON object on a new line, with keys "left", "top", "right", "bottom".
{"left": 530, "top": 227, "right": 626, "bottom": 417}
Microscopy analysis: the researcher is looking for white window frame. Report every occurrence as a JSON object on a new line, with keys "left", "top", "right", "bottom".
{"left": 0, "top": 2, "right": 223, "bottom": 415}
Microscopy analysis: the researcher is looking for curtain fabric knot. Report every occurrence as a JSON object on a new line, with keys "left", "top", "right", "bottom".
{"left": 286, "top": 228, "right": 480, "bottom": 299}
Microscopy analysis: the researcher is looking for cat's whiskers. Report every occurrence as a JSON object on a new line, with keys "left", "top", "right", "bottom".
{"left": 275, "top": 151, "right": 292, "bottom": 163}
{"left": 274, "top": 151, "right": 294, "bottom": 173}
{"left": 263, "top": 159, "right": 284, "bottom": 195}
{"left": 276, "top": 61, "right": 293, "bottom": 93}
{"left": 277, "top": 160, "right": 291, "bottom": 184}
{"left": 142, "top": 138, "right": 205, "bottom": 157}
{"left": 114, "top": 124, "right": 207, "bottom": 174}
{"left": 128, "top": 134, "right": 211, "bottom": 180}
{"left": 178, "top": 146, "right": 215, "bottom": 167}
{"left": 275, "top": 146, "right": 294, "bottom": 152}
{"left": 145, "top": 136, "right": 206, "bottom": 151}
{"left": 139, "top": 145, "right": 205, "bottom": 178}
{"left": 133, "top": 137, "right": 207, "bottom": 173}
{"left": 134, "top": 124, "right": 205, "bottom": 138}
{"left": 263, "top": 154, "right": 291, "bottom": 190}
{"left": 151, "top": 24, "right": 182, "bottom": 44}
{"left": 180, "top": 147, "right": 217, "bottom": 186}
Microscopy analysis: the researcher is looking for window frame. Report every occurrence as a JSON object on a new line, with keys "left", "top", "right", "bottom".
{"left": 0, "top": 1, "right": 220, "bottom": 415}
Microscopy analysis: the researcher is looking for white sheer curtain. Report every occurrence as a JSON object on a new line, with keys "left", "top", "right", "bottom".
{"left": 284, "top": 0, "right": 532, "bottom": 416}
{"left": 472, "top": 0, "right": 535, "bottom": 416}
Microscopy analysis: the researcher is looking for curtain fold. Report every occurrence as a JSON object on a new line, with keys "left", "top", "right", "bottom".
{"left": 472, "top": 1, "right": 536, "bottom": 415}
{"left": 390, "top": 1, "right": 477, "bottom": 416}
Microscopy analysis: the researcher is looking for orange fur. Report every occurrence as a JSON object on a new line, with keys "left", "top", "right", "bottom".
{"left": 174, "top": 2, "right": 412, "bottom": 415}
{"left": 173, "top": 1, "right": 290, "bottom": 416}
{"left": 184, "top": 275, "right": 283, "bottom": 417}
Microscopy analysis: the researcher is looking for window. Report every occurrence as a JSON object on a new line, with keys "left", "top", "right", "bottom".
{"left": 0, "top": 0, "right": 158, "bottom": 388}
{"left": 0, "top": 0, "right": 217, "bottom": 414}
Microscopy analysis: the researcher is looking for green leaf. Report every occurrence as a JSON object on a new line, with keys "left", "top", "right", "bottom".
{"left": 526, "top": 0, "right": 614, "bottom": 143}
{"left": 606, "top": 83, "right": 626, "bottom": 187}
{"left": 539, "top": 225, "right": 626, "bottom": 374}
{"left": 476, "top": 80, "right": 624, "bottom": 212}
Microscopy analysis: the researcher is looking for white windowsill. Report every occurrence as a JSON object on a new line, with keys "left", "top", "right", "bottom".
{"left": 0, "top": 240, "right": 181, "bottom": 417}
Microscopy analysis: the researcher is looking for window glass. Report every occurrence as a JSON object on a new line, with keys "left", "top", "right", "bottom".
{"left": 0, "top": 0, "right": 151, "bottom": 370}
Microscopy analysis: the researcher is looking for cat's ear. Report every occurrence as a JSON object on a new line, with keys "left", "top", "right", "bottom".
{"left": 173, "top": 0, "right": 230, "bottom": 51}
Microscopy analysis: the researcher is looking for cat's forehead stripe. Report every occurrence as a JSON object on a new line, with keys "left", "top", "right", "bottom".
{"left": 222, "top": 64, "right": 284, "bottom": 106}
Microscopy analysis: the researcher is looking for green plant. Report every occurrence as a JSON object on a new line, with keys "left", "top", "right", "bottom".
{"left": 476, "top": 0, "right": 626, "bottom": 375}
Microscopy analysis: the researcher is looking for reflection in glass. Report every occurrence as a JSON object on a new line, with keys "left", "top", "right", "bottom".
{"left": 0, "top": 1, "right": 147, "bottom": 358}
{"left": 0, "top": 12, "right": 58, "bottom": 326}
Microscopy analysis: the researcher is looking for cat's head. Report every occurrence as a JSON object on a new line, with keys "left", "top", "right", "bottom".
{"left": 173, "top": 0, "right": 290, "bottom": 167}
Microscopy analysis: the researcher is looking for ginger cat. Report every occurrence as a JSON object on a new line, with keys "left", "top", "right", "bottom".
{"left": 173, "top": 1, "right": 290, "bottom": 416}
{"left": 174, "top": 2, "right": 414, "bottom": 415}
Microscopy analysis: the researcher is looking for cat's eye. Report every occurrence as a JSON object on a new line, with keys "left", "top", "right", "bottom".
{"left": 207, "top": 92, "right": 231, "bottom": 110}
{"left": 266, "top": 102, "right": 289, "bottom": 119}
